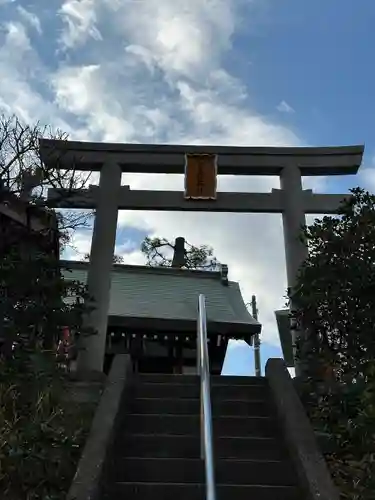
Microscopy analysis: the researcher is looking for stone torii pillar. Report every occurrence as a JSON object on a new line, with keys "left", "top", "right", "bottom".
{"left": 280, "top": 166, "right": 308, "bottom": 289}
{"left": 280, "top": 166, "right": 308, "bottom": 376}
{"left": 80, "top": 160, "right": 122, "bottom": 373}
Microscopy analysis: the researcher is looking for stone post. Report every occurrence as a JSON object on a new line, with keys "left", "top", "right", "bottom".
{"left": 280, "top": 165, "right": 308, "bottom": 376}
{"left": 78, "top": 160, "right": 122, "bottom": 373}
{"left": 251, "top": 295, "right": 261, "bottom": 377}
{"left": 171, "top": 237, "right": 186, "bottom": 268}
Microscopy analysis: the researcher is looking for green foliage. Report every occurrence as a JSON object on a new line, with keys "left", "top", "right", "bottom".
{"left": 0, "top": 243, "right": 95, "bottom": 356}
{"left": 0, "top": 351, "right": 95, "bottom": 500}
{"left": 298, "top": 361, "right": 375, "bottom": 499}
{"left": 83, "top": 252, "right": 124, "bottom": 264}
{"left": 0, "top": 113, "right": 99, "bottom": 498}
{"left": 141, "top": 236, "right": 220, "bottom": 270}
{"left": 0, "top": 196, "right": 97, "bottom": 498}
{"left": 293, "top": 188, "right": 375, "bottom": 499}
{"left": 0, "top": 242, "right": 96, "bottom": 499}
{"left": 0, "top": 237, "right": 96, "bottom": 498}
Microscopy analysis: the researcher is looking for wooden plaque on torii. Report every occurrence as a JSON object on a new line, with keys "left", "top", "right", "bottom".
{"left": 184, "top": 153, "right": 218, "bottom": 200}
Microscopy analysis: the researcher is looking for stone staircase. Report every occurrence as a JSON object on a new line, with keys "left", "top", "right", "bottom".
{"left": 100, "top": 374, "right": 303, "bottom": 500}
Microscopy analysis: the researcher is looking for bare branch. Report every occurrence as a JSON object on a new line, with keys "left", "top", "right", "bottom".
{"left": 140, "top": 236, "right": 220, "bottom": 270}
{"left": 0, "top": 113, "right": 95, "bottom": 245}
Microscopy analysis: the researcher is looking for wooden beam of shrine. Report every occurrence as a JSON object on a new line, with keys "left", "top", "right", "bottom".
{"left": 47, "top": 187, "right": 351, "bottom": 214}
{"left": 39, "top": 139, "right": 364, "bottom": 176}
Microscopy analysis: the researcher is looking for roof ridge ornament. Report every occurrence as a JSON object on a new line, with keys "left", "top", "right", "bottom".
{"left": 220, "top": 264, "right": 228, "bottom": 285}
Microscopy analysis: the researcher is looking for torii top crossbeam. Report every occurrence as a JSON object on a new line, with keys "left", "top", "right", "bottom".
{"left": 39, "top": 139, "right": 363, "bottom": 176}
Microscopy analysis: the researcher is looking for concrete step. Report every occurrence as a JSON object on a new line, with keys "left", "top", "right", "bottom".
{"left": 115, "top": 434, "right": 286, "bottom": 461}
{"left": 213, "top": 376, "right": 268, "bottom": 386}
{"left": 134, "top": 382, "right": 269, "bottom": 401}
{"left": 102, "top": 482, "right": 301, "bottom": 500}
{"left": 122, "top": 414, "right": 279, "bottom": 438}
{"left": 137, "top": 374, "right": 268, "bottom": 386}
{"left": 129, "top": 397, "right": 271, "bottom": 417}
{"left": 137, "top": 374, "right": 199, "bottom": 384}
{"left": 109, "top": 457, "right": 297, "bottom": 486}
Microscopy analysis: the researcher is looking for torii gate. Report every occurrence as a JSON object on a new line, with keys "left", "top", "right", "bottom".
{"left": 39, "top": 140, "right": 364, "bottom": 374}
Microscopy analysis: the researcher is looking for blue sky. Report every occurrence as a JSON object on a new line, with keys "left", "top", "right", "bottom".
{"left": 0, "top": 0, "right": 374, "bottom": 375}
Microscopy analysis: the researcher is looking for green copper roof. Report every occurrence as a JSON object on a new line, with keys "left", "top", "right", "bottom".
{"left": 61, "top": 260, "right": 261, "bottom": 335}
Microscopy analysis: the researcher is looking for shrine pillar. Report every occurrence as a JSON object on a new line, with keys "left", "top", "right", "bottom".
{"left": 280, "top": 165, "right": 308, "bottom": 376}
{"left": 78, "top": 160, "right": 122, "bottom": 373}
{"left": 280, "top": 165, "right": 308, "bottom": 287}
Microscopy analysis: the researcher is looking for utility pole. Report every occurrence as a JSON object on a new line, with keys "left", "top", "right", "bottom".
{"left": 251, "top": 295, "right": 261, "bottom": 377}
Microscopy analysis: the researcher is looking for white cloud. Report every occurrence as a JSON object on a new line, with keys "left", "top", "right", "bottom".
{"left": 0, "top": 22, "right": 44, "bottom": 123}
{"left": 103, "top": 0, "right": 242, "bottom": 79}
{"left": 222, "top": 340, "right": 254, "bottom": 375}
{"left": 357, "top": 156, "right": 375, "bottom": 192}
{"left": 277, "top": 100, "right": 295, "bottom": 114}
{"left": 0, "top": 22, "right": 88, "bottom": 136}
{"left": 125, "top": 45, "right": 157, "bottom": 74}
{"left": 17, "top": 6, "right": 42, "bottom": 34}
{"left": 58, "top": 0, "right": 102, "bottom": 50}
{"left": 2, "top": 21, "right": 31, "bottom": 51}
{"left": 64, "top": 228, "right": 93, "bottom": 260}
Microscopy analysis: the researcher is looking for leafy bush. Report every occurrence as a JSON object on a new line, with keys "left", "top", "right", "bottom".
{"left": 297, "top": 361, "right": 375, "bottom": 499}
{"left": 0, "top": 113, "right": 98, "bottom": 499}
{"left": 293, "top": 188, "right": 375, "bottom": 499}
{"left": 0, "top": 206, "right": 96, "bottom": 499}
{"left": 0, "top": 351, "right": 96, "bottom": 500}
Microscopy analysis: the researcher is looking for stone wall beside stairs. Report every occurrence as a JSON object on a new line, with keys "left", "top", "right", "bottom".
{"left": 266, "top": 358, "right": 340, "bottom": 500}
{"left": 66, "top": 354, "right": 132, "bottom": 500}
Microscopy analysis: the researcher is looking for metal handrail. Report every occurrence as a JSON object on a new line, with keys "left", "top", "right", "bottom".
{"left": 197, "top": 294, "right": 216, "bottom": 500}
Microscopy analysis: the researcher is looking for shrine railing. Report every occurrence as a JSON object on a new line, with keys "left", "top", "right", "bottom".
{"left": 197, "top": 294, "right": 216, "bottom": 500}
